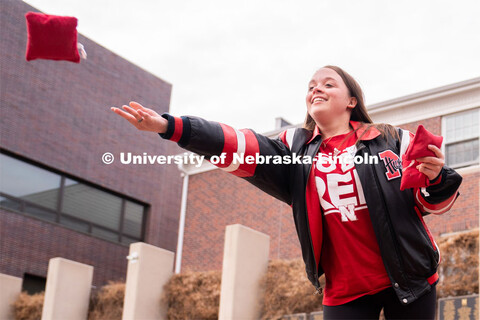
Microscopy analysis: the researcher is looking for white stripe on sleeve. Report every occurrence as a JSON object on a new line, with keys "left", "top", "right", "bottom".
{"left": 285, "top": 128, "right": 295, "bottom": 150}
{"left": 223, "top": 129, "right": 246, "bottom": 172}
{"left": 400, "top": 129, "right": 411, "bottom": 157}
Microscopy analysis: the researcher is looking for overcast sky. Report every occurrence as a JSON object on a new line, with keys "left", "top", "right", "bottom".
{"left": 24, "top": 0, "right": 480, "bottom": 133}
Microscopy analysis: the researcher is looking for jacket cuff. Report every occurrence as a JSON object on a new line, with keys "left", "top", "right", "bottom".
{"left": 426, "top": 168, "right": 443, "bottom": 186}
{"left": 158, "top": 113, "right": 191, "bottom": 147}
{"left": 426, "top": 167, "right": 446, "bottom": 190}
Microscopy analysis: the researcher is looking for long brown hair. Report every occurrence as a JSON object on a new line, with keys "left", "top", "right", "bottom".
{"left": 303, "top": 65, "right": 398, "bottom": 141}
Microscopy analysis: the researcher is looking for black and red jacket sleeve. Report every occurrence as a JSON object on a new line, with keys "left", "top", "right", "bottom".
{"left": 159, "top": 113, "right": 293, "bottom": 204}
{"left": 413, "top": 166, "right": 462, "bottom": 215}
{"left": 399, "top": 129, "right": 462, "bottom": 215}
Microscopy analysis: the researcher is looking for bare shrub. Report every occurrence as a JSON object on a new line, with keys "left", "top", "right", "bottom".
{"left": 88, "top": 281, "right": 125, "bottom": 320}
{"left": 260, "top": 259, "right": 323, "bottom": 320}
{"left": 162, "top": 270, "right": 221, "bottom": 320}
{"left": 437, "top": 229, "right": 479, "bottom": 298}
{"left": 13, "top": 291, "right": 44, "bottom": 320}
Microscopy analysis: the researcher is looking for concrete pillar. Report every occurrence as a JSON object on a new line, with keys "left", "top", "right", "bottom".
{"left": 41, "top": 257, "right": 93, "bottom": 320}
{"left": 219, "top": 224, "right": 270, "bottom": 320}
{"left": 0, "top": 274, "right": 23, "bottom": 320}
{"left": 122, "top": 242, "right": 174, "bottom": 320}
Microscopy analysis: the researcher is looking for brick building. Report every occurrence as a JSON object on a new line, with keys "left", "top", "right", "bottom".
{"left": 174, "top": 78, "right": 480, "bottom": 273}
{"left": 0, "top": 0, "right": 183, "bottom": 291}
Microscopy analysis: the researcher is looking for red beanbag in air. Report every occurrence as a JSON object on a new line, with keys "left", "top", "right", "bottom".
{"left": 400, "top": 125, "right": 443, "bottom": 190}
{"left": 25, "top": 12, "right": 80, "bottom": 63}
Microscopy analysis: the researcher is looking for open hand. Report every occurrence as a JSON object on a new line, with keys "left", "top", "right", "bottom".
{"left": 416, "top": 145, "right": 445, "bottom": 181}
{"left": 111, "top": 101, "right": 168, "bottom": 133}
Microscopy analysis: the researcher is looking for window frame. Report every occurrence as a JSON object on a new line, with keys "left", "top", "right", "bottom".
{"left": 441, "top": 108, "right": 480, "bottom": 169}
{"left": 0, "top": 149, "right": 148, "bottom": 246}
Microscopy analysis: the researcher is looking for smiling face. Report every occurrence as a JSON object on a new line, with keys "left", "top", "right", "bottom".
{"left": 306, "top": 67, "right": 357, "bottom": 128}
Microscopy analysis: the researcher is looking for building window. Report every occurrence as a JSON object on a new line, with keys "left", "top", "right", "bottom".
{"left": 444, "top": 108, "right": 480, "bottom": 168}
{"left": 22, "top": 274, "right": 46, "bottom": 295}
{"left": 0, "top": 152, "right": 147, "bottom": 245}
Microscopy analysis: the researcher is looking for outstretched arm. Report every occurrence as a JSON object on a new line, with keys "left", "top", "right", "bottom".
{"left": 111, "top": 101, "right": 294, "bottom": 204}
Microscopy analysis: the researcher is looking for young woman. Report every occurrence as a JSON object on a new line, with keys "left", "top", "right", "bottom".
{"left": 111, "top": 66, "right": 462, "bottom": 319}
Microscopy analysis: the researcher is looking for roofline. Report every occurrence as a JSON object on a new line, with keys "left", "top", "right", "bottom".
{"left": 367, "top": 77, "right": 480, "bottom": 112}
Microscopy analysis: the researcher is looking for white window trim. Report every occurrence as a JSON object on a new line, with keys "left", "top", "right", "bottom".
{"left": 442, "top": 107, "right": 480, "bottom": 169}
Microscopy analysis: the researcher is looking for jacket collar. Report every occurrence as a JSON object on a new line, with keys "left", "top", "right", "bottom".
{"left": 306, "top": 121, "right": 381, "bottom": 144}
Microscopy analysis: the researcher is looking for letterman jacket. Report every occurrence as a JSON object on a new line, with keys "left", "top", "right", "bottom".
{"left": 159, "top": 114, "right": 462, "bottom": 305}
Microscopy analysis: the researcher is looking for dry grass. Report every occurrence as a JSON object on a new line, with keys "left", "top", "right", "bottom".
{"left": 436, "top": 229, "right": 479, "bottom": 298}
{"left": 162, "top": 270, "right": 221, "bottom": 320}
{"left": 260, "top": 259, "right": 323, "bottom": 320}
{"left": 11, "top": 282, "right": 125, "bottom": 320}
{"left": 13, "top": 291, "right": 44, "bottom": 320}
{"left": 88, "top": 281, "right": 125, "bottom": 320}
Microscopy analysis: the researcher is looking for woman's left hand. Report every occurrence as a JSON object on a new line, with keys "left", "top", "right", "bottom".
{"left": 416, "top": 145, "right": 445, "bottom": 181}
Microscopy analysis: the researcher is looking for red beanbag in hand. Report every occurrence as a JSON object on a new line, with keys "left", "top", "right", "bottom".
{"left": 25, "top": 12, "right": 80, "bottom": 63}
{"left": 400, "top": 125, "right": 443, "bottom": 190}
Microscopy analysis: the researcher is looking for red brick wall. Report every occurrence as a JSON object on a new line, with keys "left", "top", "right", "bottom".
{"left": 0, "top": 209, "right": 128, "bottom": 287}
{"left": 424, "top": 171, "right": 479, "bottom": 236}
{"left": 398, "top": 117, "right": 442, "bottom": 135}
{"left": 182, "top": 169, "right": 300, "bottom": 271}
{"left": 0, "top": 0, "right": 183, "bottom": 286}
